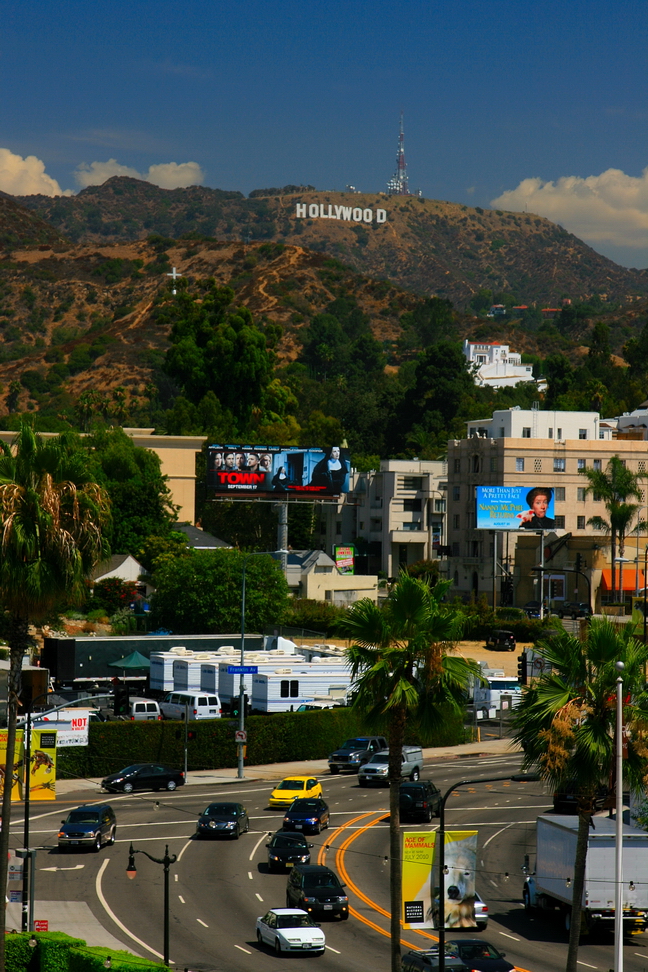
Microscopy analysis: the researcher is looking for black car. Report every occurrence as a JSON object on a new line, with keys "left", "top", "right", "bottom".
{"left": 266, "top": 832, "right": 313, "bottom": 871}
{"left": 485, "top": 629, "right": 516, "bottom": 651}
{"left": 58, "top": 803, "right": 116, "bottom": 852}
{"left": 283, "top": 798, "right": 330, "bottom": 835}
{"left": 557, "top": 601, "right": 592, "bottom": 619}
{"left": 522, "top": 600, "right": 542, "bottom": 618}
{"left": 445, "top": 940, "right": 514, "bottom": 972}
{"left": 101, "top": 763, "right": 185, "bottom": 793}
{"left": 286, "top": 864, "right": 349, "bottom": 919}
{"left": 401, "top": 947, "right": 470, "bottom": 972}
{"left": 196, "top": 802, "right": 249, "bottom": 839}
{"left": 399, "top": 781, "right": 442, "bottom": 822}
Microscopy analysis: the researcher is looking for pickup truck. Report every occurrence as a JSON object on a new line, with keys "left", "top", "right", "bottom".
{"left": 328, "top": 736, "right": 388, "bottom": 774}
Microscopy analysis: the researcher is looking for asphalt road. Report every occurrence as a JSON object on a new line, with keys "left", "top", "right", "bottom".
{"left": 12, "top": 754, "right": 648, "bottom": 972}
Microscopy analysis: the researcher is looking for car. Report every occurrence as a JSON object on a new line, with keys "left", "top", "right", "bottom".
{"left": 283, "top": 798, "right": 329, "bottom": 834}
{"left": 328, "top": 736, "right": 388, "bottom": 774}
{"left": 522, "top": 600, "right": 542, "bottom": 618}
{"left": 399, "top": 780, "right": 442, "bottom": 822}
{"left": 101, "top": 763, "right": 185, "bottom": 793}
{"left": 58, "top": 803, "right": 116, "bottom": 852}
{"left": 556, "top": 601, "right": 592, "bottom": 620}
{"left": 196, "top": 802, "right": 249, "bottom": 839}
{"left": 358, "top": 746, "right": 424, "bottom": 786}
{"left": 128, "top": 698, "right": 162, "bottom": 721}
{"left": 268, "top": 776, "right": 323, "bottom": 808}
{"left": 401, "top": 946, "right": 470, "bottom": 972}
{"left": 485, "top": 629, "right": 516, "bottom": 651}
{"left": 266, "top": 832, "right": 313, "bottom": 871}
{"left": 445, "top": 940, "right": 514, "bottom": 972}
{"left": 256, "top": 908, "right": 326, "bottom": 955}
{"left": 286, "top": 864, "right": 349, "bottom": 919}
{"left": 159, "top": 691, "right": 222, "bottom": 720}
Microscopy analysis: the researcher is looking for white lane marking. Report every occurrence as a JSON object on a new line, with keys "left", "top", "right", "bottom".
{"left": 483, "top": 822, "right": 515, "bottom": 849}
{"left": 248, "top": 871, "right": 254, "bottom": 880}
{"left": 179, "top": 895, "right": 185, "bottom": 904}
{"left": 256, "top": 893, "right": 264, "bottom": 902}
{"left": 176, "top": 839, "right": 193, "bottom": 863}
{"left": 235, "top": 945, "right": 252, "bottom": 954}
{"left": 499, "top": 932, "right": 520, "bottom": 941}
{"left": 197, "top": 918, "right": 209, "bottom": 928}
{"left": 489, "top": 880, "right": 498, "bottom": 888}
{"left": 326, "top": 945, "right": 341, "bottom": 953}
{"left": 174, "top": 874, "right": 178, "bottom": 882}
{"left": 250, "top": 831, "right": 270, "bottom": 861}
{"left": 577, "top": 962, "right": 598, "bottom": 969}
{"left": 95, "top": 857, "right": 166, "bottom": 961}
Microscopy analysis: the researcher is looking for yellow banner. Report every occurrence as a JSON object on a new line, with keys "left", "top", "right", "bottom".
{"left": 0, "top": 729, "right": 24, "bottom": 802}
{"left": 27, "top": 727, "right": 57, "bottom": 801}
{"left": 402, "top": 831, "right": 436, "bottom": 929}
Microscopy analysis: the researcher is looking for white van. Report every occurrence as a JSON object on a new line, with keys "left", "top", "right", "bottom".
{"left": 129, "top": 698, "right": 162, "bottom": 721}
{"left": 159, "top": 691, "right": 222, "bottom": 720}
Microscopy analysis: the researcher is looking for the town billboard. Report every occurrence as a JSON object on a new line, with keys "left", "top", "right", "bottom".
{"left": 207, "top": 445, "right": 350, "bottom": 496}
{"left": 475, "top": 486, "right": 555, "bottom": 531}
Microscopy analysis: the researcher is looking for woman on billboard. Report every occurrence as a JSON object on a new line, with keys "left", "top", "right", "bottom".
{"left": 518, "top": 487, "right": 556, "bottom": 529}
{"left": 309, "top": 446, "right": 349, "bottom": 492}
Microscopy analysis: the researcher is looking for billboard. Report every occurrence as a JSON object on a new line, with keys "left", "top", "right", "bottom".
{"left": 207, "top": 445, "right": 350, "bottom": 496}
{"left": 402, "top": 831, "right": 436, "bottom": 929}
{"left": 436, "top": 831, "right": 478, "bottom": 931}
{"left": 476, "top": 486, "right": 555, "bottom": 531}
{"left": 334, "top": 546, "right": 355, "bottom": 574}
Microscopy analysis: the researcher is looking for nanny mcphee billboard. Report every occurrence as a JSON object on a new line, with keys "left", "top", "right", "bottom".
{"left": 295, "top": 203, "right": 387, "bottom": 224}
{"left": 207, "top": 445, "right": 350, "bottom": 496}
{"left": 475, "top": 486, "right": 556, "bottom": 531}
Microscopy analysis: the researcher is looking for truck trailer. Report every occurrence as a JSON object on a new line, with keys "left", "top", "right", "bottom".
{"left": 523, "top": 814, "right": 648, "bottom": 933}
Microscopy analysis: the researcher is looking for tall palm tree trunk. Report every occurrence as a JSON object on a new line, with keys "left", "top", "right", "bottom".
{"left": 566, "top": 811, "right": 590, "bottom": 972}
{"left": 0, "top": 615, "right": 29, "bottom": 966}
{"left": 611, "top": 532, "right": 617, "bottom": 605}
{"left": 389, "top": 705, "right": 407, "bottom": 972}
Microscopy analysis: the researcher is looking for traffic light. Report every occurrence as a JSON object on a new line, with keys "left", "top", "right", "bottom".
{"left": 244, "top": 694, "right": 250, "bottom": 717}
{"left": 517, "top": 651, "right": 528, "bottom": 686}
{"left": 575, "top": 552, "right": 582, "bottom": 571}
{"left": 112, "top": 678, "right": 129, "bottom": 716}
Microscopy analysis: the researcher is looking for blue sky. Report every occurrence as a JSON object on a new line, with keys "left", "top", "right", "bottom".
{"left": 3, "top": 0, "right": 648, "bottom": 267}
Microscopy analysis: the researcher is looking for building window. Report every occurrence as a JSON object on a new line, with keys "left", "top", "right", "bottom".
{"left": 555, "top": 487, "right": 565, "bottom": 501}
{"left": 402, "top": 522, "right": 422, "bottom": 532}
{"left": 639, "top": 461, "right": 646, "bottom": 473}
{"left": 359, "top": 521, "right": 364, "bottom": 530}
{"left": 452, "top": 542, "right": 460, "bottom": 556}
{"left": 515, "top": 458, "right": 524, "bottom": 472}
{"left": 555, "top": 515, "right": 566, "bottom": 529}
{"left": 490, "top": 457, "right": 497, "bottom": 472}
{"left": 499, "top": 427, "right": 505, "bottom": 438}
{"left": 452, "top": 486, "right": 460, "bottom": 501}
{"left": 370, "top": 518, "right": 382, "bottom": 532}
{"left": 453, "top": 514, "right": 460, "bottom": 529}
{"left": 434, "top": 499, "right": 446, "bottom": 512}
{"left": 557, "top": 428, "right": 562, "bottom": 439}
{"left": 453, "top": 570, "right": 459, "bottom": 586}
{"left": 335, "top": 521, "right": 342, "bottom": 535}
{"left": 403, "top": 499, "right": 422, "bottom": 512}
{"left": 454, "top": 458, "right": 460, "bottom": 473}
{"left": 599, "top": 430, "right": 605, "bottom": 439}
{"left": 280, "top": 680, "right": 299, "bottom": 698}
{"left": 401, "top": 476, "right": 423, "bottom": 491}
{"left": 534, "top": 459, "right": 542, "bottom": 473}
{"left": 593, "top": 459, "right": 602, "bottom": 471}
{"left": 593, "top": 492, "right": 602, "bottom": 502}
{"left": 471, "top": 540, "right": 481, "bottom": 557}
{"left": 579, "top": 429, "right": 588, "bottom": 440}
{"left": 577, "top": 516, "right": 586, "bottom": 530}
{"left": 577, "top": 487, "right": 586, "bottom": 501}
{"left": 472, "top": 456, "right": 480, "bottom": 473}
{"left": 554, "top": 458, "right": 566, "bottom": 472}
{"left": 522, "top": 427, "right": 531, "bottom": 438}
{"left": 548, "top": 428, "right": 553, "bottom": 439}
{"left": 577, "top": 459, "right": 586, "bottom": 470}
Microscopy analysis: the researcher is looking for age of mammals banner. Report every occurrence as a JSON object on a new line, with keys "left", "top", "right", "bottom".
{"left": 207, "top": 445, "right": 350, "bottom": 496}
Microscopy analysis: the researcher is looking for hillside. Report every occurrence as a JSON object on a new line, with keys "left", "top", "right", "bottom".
{"left": 0, "top": 192, "right": 66, "bottom": 250}
{"left": 13, "top": 178, "right": 647, "bottom": 307}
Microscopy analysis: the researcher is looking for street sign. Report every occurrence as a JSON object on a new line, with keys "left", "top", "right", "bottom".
{"left": 227, "top": 666, "right": 258, "bottom": 675}
{"left": 33, "top": 920, "right": 49, "bottom": 932}
{"left": 235, "top": 730, "right": 247, "bottom": 743}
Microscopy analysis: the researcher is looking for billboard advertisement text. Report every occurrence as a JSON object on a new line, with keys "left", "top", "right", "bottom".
{"left": 402, "top": 831, "right": 436, "bottom": 929}
{"left": 476, "top": 486, "right": 555, "bottom": 531}
{"left": 207, "top": 445, "right": 350, "bottom": 496}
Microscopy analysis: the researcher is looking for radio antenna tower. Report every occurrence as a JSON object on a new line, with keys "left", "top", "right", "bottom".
{"left": 386, "top": 110, "right": 409, "bottom": 195}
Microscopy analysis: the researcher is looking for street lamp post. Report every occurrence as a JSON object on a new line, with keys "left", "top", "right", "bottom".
{"left": 437, "top": 773, "right": 539, "bottom": 972}
{"left": 127, "top": 843, "right": 177, "bottom": 966}
{"left": 615, "top": 661, "right": 624, "bottom": 972}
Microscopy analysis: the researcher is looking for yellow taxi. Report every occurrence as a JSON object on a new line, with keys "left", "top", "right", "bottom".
{"left": 268, "top": 776, "right": 323, "bottom": 808}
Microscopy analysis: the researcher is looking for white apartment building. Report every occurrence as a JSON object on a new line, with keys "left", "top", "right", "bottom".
{"left": 319, "top": 460, "right": 447, "bottom": 579}
{"left": 447, "top": 407, "right": 648, "bottom": 606}
{"left": 462, "top": 341, "right": 545, "bottom": 391}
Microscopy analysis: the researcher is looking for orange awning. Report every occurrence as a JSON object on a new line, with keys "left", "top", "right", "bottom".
{"left": 600, "top": 568, "right": 645, "bottom": 592}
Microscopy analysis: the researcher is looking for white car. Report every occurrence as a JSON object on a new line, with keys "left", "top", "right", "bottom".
{"left": 256, "top": 908, "right": 326, "bottom": 955}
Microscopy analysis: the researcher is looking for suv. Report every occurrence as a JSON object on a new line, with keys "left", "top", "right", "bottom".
{"left": 358, "top": 746, "right": 424, "bottom": 787}
{"left": 401, "top": 947, "right": 469, "bottom": 972}
{"left": 58, "top": 803, "right": 116, "bottom": 851}
{"left": 399, "top": 780, "right": 442, "bottom": 822}
{"left": 286, "top": 864, "right": 349, "bottom": 919}
{"left": 328, "top": 736, "right": 387, "bottom": 774}
{"left": 485, "top": 630, "right": 516, "bottom": 651}
{"left": 556, "top": 601, "right": 592, "bottom": 619}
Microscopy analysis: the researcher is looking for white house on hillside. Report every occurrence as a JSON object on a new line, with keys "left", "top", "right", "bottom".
{"left": 462, "top": 340, "right": 546, "bottom": 391}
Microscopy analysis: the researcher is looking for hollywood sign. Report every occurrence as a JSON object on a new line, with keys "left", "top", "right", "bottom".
{"left": 295, "top": 203, "right": 387, "bottom": 224}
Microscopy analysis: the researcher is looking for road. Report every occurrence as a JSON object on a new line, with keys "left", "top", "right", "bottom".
{"left": 11, "top": 753, "right": 648, "bottom": 972}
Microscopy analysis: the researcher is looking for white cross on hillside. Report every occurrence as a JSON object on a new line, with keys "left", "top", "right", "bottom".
{"left": 166, "top": 266, "right": 181, "bottom": 294}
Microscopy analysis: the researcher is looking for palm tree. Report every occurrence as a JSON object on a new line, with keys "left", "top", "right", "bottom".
{"left": 337, "top": 574, "right": 479, "bottom": 972}
{"left": 0, "top": 425, "right": 109, "bottom": 960}
{"left": 512, "top": 621, "right": 648, "bottom": 972}
{"left": 580, "top": 455, "right": 644, "bottom": 604}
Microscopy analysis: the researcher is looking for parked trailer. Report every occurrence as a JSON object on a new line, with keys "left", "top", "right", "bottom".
{"left": 251, "top": 668, "right": 352, "bottom": 713}
{"left": 523, "top": 814, "right": 648, "bottom": 933}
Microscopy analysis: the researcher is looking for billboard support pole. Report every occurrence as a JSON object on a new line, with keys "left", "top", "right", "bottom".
{"left": 492, "top": 532, "right": 497, "bottom": 610}
{"left": 539, "top": 531, "right": 545, "bottom": 620}
{"left": 277, "top": 503, "right": 288, "bottom": 576}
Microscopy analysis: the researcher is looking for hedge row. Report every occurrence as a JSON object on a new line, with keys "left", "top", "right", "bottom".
{"left": 6, "top": 931, "right": 166, "bottom": 972}
{"left": 57, "top": 707, "right": 467, "bottom": 780}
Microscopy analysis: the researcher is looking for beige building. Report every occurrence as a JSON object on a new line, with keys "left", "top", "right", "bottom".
{"left": 273, "top": 550, "right": 378, "bottom": 605}
{"left": 447, "top": 408, "right": 648, "bottom": 608}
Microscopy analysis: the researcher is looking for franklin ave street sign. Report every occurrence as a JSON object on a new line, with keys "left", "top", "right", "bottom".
{"left": 227, "top": 665, "right": 258, "bottom": 674}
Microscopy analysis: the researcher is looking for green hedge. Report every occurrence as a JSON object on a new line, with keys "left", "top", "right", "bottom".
{"left": 57, "top": 707, "right": 467, "bottom": 780}
{"left": 5, "top": 931, "right": 166, "bottom": 972}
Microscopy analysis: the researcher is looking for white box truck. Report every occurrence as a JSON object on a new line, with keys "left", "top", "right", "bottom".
{"left": 523, "top": 814, "right": 648, "bottom": 933}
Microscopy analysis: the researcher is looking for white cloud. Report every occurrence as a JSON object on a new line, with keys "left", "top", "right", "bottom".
{"left": 74, "top": 158, "right": 205, "bottom": 190}
{"left": 0, "top": 147, "right": 70, "bottom": 196}
{"left": 491, "top": 167, "right": 648, "bottom": 252}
